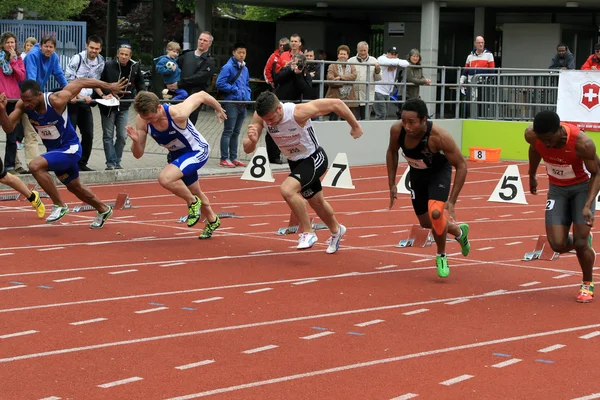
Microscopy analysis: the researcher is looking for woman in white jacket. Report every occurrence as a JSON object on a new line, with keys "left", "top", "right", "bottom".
{"left": 348, "top": 41, "right": 381, "bottom": 120}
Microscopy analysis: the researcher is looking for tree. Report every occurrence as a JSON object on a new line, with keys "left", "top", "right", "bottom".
{"left": 242, "top": 6, "right": 299, "bottom": 22}
{"left": 0, "top": 0, "right": 89, "bottom": 20}
{"left": 176, "top": 1, "right": 298, "bottom": 22}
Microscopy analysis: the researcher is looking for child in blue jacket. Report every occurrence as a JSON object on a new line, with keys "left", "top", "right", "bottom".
{"left": 155, "top": 42, "right": 188, "bottom": 100}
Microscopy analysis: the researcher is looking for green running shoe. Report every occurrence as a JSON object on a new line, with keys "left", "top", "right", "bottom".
{"left": 199, "top": 215, "right": 221, "bottom": 239}
{"left": 456, "top": 223, "right": 471, "bottom": 256}
{"left": 46, "top": 205, "right": 69, "bottom": 223}
{"left": 187, "top": 196, "right": 202, "bottom": 227}
{"left": 436, "top": 255, "right": 449, "bottom": 278}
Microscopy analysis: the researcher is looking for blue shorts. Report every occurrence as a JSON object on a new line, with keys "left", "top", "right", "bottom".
{"left": 171, "top": 150, "right": 208, "bottom": 186}
{"left": 43, "top": 144, "right": 82, "bottom": 184}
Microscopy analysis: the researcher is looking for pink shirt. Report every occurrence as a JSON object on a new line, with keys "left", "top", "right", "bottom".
{"left": 0, "top": 57, "right": 25, "bottom": 98}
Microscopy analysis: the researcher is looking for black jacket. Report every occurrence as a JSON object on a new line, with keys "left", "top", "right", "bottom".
{"left": 98, "top": 59, "right": 145, "bottom": 114}
{"left": 177, "top": 50, "right": 216, "bottom": 95}
{"left": 273, "top": 66, "right": 313, "bottom": 102}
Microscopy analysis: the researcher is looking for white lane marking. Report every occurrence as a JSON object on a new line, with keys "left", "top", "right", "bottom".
{"left": 553, "top": 274, "right": 573, "bottom": 279}
{"left": 249, "top": 223, "right": 270, "bottom": 227}
{"left": 538, "top": 344, "right": 565, "bottom": 353}
{"left": 439, "top": 374, "right": 474, "bottom": 386}
{"left": 446, "top": 252, "right": 462, "bottom": 257}
{"left": 355, "top": 319, "right": 385, "bottom": 327}
{"left": 113, "top": 215, "right": 135, "bottom": 219}
{"left": 69, "top": 318, "right": 107, "bottom": 326}
{"left": 244, "top": 288, "right": 273, "bottom": 294}
{"left": 38, "top": 247, "right": 65, "bottom": 252}
{"left": 579, "top": 331, "right": 600, "bottom": 339}
{"left": 192, "top": 297, "right": 224, "bottom": 304}
{"left": 492, "top": 358, "right": 522, "bottom": 368}
{"left": 359, "top": 234, "right": 379, "bottom": 238}
{"left": 499, "top": 214, "right": 512, "bottom": 217}
{"left": 411, "top": 259, "right": 431, "bottom": 263}
{"left": 445, "top": 299, "right": 470, "bottom": 305}
{"left": 152, "top": 212, "right": 173, "bottom": 216}
{"left": 175, "top": 359, "right": 215, "bottom": 370}
{"left": 133, "top": 236, "right": 155, "bottom": 241}
{"left": 506, "top": 242, "right": 522, "bottom": 246}
{"left": 159, "top": 262, "right": 186, "bottom": 267}
{"left": 0, "top": 330, "right": 38, "bottom": 339}
{"left": 572, "top": 393, "right": 600, "bottom": 400}
{"left": 0, "top": 253, "right": 14, "bottom": 256}
{"left": 390, "top": 394, "right": 419, "bottom": 400}
{"left": 292, "top": 280, "right": 318, "bottom": 285}
{"left": 300, "top": 331, "right": 335, "bottom": 340}
{"left": 375, "top": 265, "right": 398, "bottom": 270}
{"left": 39, "top": 397, "right": 62, "bottom": 400}
{"left": 248, "top": 250, "right": 273, "bottom": 255}
{"left": 242, "top": 345, "right": 278, "bottom": 354}
{"left": 478, "top": 247, "right": 494, "bottom": 251}
{"left": 403, "top": 309, "right": 429, "bottom": 316}
{"left": 108, "top": 269, "right": 138, "bottom": 275}
{"left": 522, "top": 211, "right": 535, "bottom": 214}
{"left": 53, "top": 277, "right": 84, "bottom": 283}
{"left": 134, "top": 307, "right": 168, "bottom": 314}
{"left": 519, "top": 281, "right": 541, "bottom": 287}
{"left": 97, "top": 376, "right": 143, "bottom": 388}
{"left": 484, "top": 290, "right": 507, "bottom": 296}
{"left": 0, "top": 284, "right": 26, "bottom": 291}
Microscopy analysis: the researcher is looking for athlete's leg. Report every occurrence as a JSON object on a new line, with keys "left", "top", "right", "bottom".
{"left": 570, "top": 181, "right": 596, "bottom": 301}
{"left": 158, "top": 164, "right": 195, "bottom": 204}
{"left": 188, "top": 179, "right": 218, "bottom": 223}
{"left": 280, "top": 176, "right": 313, "bottom": 233}
{"left": 307, "top": 191, "right": 340, "bottom": 234}
{"left": 28, "top": 155, "right": 64, "bottom": 207}
{"left": 65, "top": 177, "right": 110, "bottom": 213}
{"left": 545, "top": 183, "right": 574, "bottom": 254}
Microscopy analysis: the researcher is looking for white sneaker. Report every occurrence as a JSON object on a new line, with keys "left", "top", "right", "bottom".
{"left": 326, "top": 224, "right": 346, "bottom": 254}
{"left": 46, "top": 205, "right": 69, "bottom": 223}
{"left": 297, "top": 232, "right": 318, "bottom": 249}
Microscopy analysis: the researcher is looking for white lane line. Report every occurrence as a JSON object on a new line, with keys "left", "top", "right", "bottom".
{"left": 579, "top": 331, "right": 600, "bottom": 340}
{"left": 0, "top": 284, "right": 26, "bottom": 291}
{"left": 471, "top": 197, "right": 482, "bottom": 200}
{"left": 519, "top": 281, "right": 541, "bottom": 287}
{"left": 359, "top": 234, "right": 379, "bottom": 238}
{"left": 39, "top": 397, "right": 62, "bottom": 400}
{"left": 439, "top": 374, "right": 474, "bottom": 386}
{"left": 478, "top": 247, "right": 494, "bottom": 251}
{"left": 499, "top": 214, "right": 512, "bottom": 217}
{"left": 175, "top": 359, "right": 215, "bottom": 370}
{"left": 134, "top": 307, "right": 168, "bottom": 314}
{"left": 538, "top": 344, "right": 565, "bottom": 353}
{"left": 133, "top": 236, "right": 155, "bottom": 241}
{"left": 522, "top": 211, "right": 536, "bottom": 214}
{"left": 355, "top": 319, "right": 385, "bottom": 327}
{"left": 445, "top": 299, "right": 470, "bottom": 305}
{"left": 446, "top": 252, "right": 462, "bottom": 257}
{"left": 292, "top": 280, "right": 318, "bottom": 285}
{"left": 98, "top": 376, "right": 143, "bottom": 388}
{"left": 411, "top": 259, "right": 431, "bottom": 263}
{"left": 159, "top": 262, "right": 186, "bottom": 267}
{"left": 506, "top": 242, "right": 522, "bottom": 246}
{"left": 0, "top": 330, "right": 38, "bottom": 339}
{"left": 300, "top": 331, "right": 335, "bottom": 340}
{"left": 114, "top": 215, "right": 135, "bottom": 219}
{"left": 249, "top": 223, "right": 270, "bottom": 227}
{"left": 0, "top": 253, "right": 14, "bottom": 257}
{"left": 108, "top": 269, "right": 138, "bottom": 275}
{"left": 403, "top": 309, "right": 429, "bottom": 316}
{"left": 152, "top": 212, "right": 173, "bottom": 216}
{"left": 492, "top": 358, "right": 522, "bottom": 368}
{"left": 553, "top": 274, "right": 573, "bottom": 279}
{"left": 245, "top": 288, "right": 273, "bottom": 294}
{"left": 484, "top": 290, "right": 507, "bottom": 296}
{"left": 248, "top": 250, "right": 273, "bottom": 255}
{"left": 53, "top": 277, "right": 84, "bottom": 283}
{"left": 69, "top": 318, "right": 107, "bottom": 326}
{"left": 572, "top": 393, "right": 600, "bottom": 400}
{"left": 375, "top": 265, "right": 398, "bottom": 270}
{"left": 38, "top": 247, "right": 65, "bottom": 252}
{"left": 390, "top": 394, "right": 419, "bottom": 400}
{"left": 475, "top": 218, "right": 489, "bottom": 221}
{"left": 192, "top": 297, "right": 223, "bottom": 304}
{"left": 242, "top": 345, "right": 278, "bottom": 354}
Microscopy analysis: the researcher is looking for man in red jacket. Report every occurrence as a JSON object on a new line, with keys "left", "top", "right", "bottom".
{"left": 581, "top": 43, "right": 600, "bottom": 70}
{"left": 264, "top": 37, "right": 291, "bottom": 88}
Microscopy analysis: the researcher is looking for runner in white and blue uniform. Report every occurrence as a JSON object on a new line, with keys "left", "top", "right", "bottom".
{"left": 0, "top": 78, "right": 128, "bottom": 228}
{"left": 129, "top": 90, "right": 227, "bottom": 239}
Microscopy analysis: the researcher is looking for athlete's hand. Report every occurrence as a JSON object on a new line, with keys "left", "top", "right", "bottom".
{"left": 214, "top": 107, "right": 227, "bottom": 123}
{"left": 126, "top": 125, "right": 139, "bottom": 142}
{"left": 350, "top": 125, "right": 363, "bottom": 139}
{"left": 247, "top": 125, "right": 259, "bottom": 144}
{"left": 389, "top": 185, "right": 398, "bottom": 209}
{"left": 445, "top": 201, "right": 456, "bottom": 222}
{"left": 529, "top": 175, "right": 538, "bottom": 195}
{"left": 583, "top": 206, "right": 594, "bottom": 227}
{"left": 0, "top": 93, "right": 7, "bottom": 111}
{"left": 108, "top": 78, "right": 129, "bottom": 97}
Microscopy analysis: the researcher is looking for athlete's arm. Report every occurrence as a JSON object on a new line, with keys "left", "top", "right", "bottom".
{"left": 294, "top": 99, "right": 363, "bottom": 139}
{"left": 50, "top": 78, "right": 129, "bottom": 113}
{"left": 576, "top": 132, "right": 600, "bottom": 225}
{"left": 431, "top": 126, "right": 467, "bottom": 206}
{"left": 126, "top": 116, "right": 148, "bottom": 159}
{"left": 0, "top": 94, "right": 24, "bottom": 134}
{"left": 525, "top": 125, "right": 542, "bottom": 195}
{"left": 386, "top": 121, "right": 403, "bottom": 209}
{"left": 243, "top": 112, "right": 264, "bottom": 154}
{"left": 170, "top": 91, "right": 226, "bottom": 125}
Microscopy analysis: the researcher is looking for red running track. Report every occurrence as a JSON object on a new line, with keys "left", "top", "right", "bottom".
{"left": 0, "top": 161, "right": 599, "bottom": 400}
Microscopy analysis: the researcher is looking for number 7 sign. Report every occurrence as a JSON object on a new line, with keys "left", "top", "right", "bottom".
{"left": 322, "top": 153, "right": 355, "bottom": 189}
{"left": 488, "top": 165, "right": 528, "bottom": 204}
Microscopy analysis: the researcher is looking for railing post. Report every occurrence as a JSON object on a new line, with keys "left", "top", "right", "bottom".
{"left": 495, "top": 71, "right": 501, "bottom": 120}
{"left": 440, "top": 66, "right": 446, "bottom": 119}
{"left": 365, "top": 63, "right": 371, "bottom": 121}
{"left": 455, "top": 69, "right": 461, "bottom": 119}
{"left": 318, "top": 60, "right": 325, "bottom": 100}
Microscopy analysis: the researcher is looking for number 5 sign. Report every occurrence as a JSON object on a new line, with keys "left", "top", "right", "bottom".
{"left": 322, "top": 153, "right": 355, "bottom": 189}
{"left": 488, "top": 164, "right": 528, "bottom": 205}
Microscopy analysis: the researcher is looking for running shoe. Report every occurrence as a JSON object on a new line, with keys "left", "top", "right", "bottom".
{"left": 199, "top": 215, "right": 221, "bottom": 239}
{"left": 30, "top": 190, "right": 46, "bottom": 218}
{"left": 46, "top": 205, "right": 69, "bottom": 223}
{"left": 187, "top": 196, "right": 202, "bottom": 227}
{"left": 456, "top": 223, "right": 471, "bottom": 256}
{"left": 297, "top": 232, "right": 318, "bottom": 249}
{"left": 577, "top": 281, "right": 594, "bottom": 303}
{"left": 326, "top": 224, "right": 346, "bottom": 254}
{"left": 436, "top": 255, "right": 449, "bottom": 278}
{"left": 90, "top": 205, "right": 113, "bottom": 229}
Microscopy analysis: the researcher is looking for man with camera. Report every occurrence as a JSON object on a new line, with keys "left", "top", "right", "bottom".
{"left": 273, "top": 53, "right": 313, "bottom": 103}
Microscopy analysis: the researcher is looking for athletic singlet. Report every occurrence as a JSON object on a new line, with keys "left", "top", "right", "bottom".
{"left": 147, "top": 104, "right": 209, "bottom": 156}
{"left": 25, "top": 93, "right": 79, "bottom": 150}
{"left": 535, "top": 123, "right": 590, "bottom": 187}
{"left": 399, "top": 121, "right": 449, "bottom": 170}
{"left": 263, "top": 103, "right": 318, "bottom": 161}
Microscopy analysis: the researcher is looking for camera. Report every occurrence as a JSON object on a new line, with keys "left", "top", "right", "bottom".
{"left": 295, "top": 60, "right": 305, "bottom": 70}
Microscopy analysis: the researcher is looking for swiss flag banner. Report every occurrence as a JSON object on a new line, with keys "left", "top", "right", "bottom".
{"left": 557, "top": 71, "right": 600, "bottom": 131}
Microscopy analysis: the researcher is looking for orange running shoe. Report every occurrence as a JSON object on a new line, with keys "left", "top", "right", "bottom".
{"left": 577, "top": 281, "right": 594, "bottom": 303}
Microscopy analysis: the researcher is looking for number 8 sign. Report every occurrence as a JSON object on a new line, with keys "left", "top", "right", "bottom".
{"left": 240, "top": 147, "right": 276, "bottom": 182}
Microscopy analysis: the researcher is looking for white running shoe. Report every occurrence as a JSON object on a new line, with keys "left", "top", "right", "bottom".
{"left": 326, "top": 224, "right": 346, "bottom": 254}
{"left": 46, "top": 205, "right": 69, "bottom": 223}
{"left": 297, "top": 232, "right": 318, "bottom": 249}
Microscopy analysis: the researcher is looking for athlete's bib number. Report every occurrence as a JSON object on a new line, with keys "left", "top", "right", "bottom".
{"left": 280, "top": 143, "right": 307, "bottom": 158}
{"left": 403, "top": 156, "right": 428, "bottom": 169}
{"left": 545, "top": 163, "right": 575, "bottom": 180}
{"left": 161, "top": 138, "right": 186, "bottom": 152}
{"left": 35, "top": 125, "right": 60, "bottom": 140}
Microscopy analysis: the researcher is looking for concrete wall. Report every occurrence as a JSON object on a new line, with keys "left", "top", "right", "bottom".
{"left": 499, "top": 23, "right": 561, "bottom": 69}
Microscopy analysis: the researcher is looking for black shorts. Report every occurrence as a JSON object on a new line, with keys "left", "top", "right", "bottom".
{"left": 287, "top": 147, "right": 328, "bottom": 199}
{"left": 0, "top": 156, "right": 6, "bottom": 180}
{"left": 546, "top": 180, "right": 595, "bottom": 226}
{"left": 409, "top": 164, "right": 452, "bottom": 215}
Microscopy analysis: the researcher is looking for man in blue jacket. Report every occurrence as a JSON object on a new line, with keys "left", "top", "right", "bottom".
{"left": 216, "top": 42, "right": 251, "bottom": 168}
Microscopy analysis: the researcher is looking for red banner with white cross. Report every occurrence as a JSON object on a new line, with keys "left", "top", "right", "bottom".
{"left": 557, "top": 71, "right": 600, "bottom": 131}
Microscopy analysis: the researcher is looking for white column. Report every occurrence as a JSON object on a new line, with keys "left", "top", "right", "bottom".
{"left": 419, "top": 1, "right": 440, "bottom": 110}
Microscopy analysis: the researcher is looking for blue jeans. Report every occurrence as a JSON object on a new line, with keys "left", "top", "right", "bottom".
{"left": 101, "top": 109, "right": 128, "bottom": 167}
{"left": 220, "top": 103, "right": 246, "bottom": 161}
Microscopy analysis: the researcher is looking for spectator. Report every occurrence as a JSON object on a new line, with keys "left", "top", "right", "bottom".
{"left": 216, "top": 42, "right": 251, "bottom": 168}
{"left": 326, "top": 44, "right": 359, "bottom": 121}
{"left": 405, "top": 49, "right": 431, "bottom": 100}
{"left": 99, "top": 43, "right": 145, "bottom": 170}
{"left": 348, "top": 41, "right": 381, "bottom": 120}
{"left": 170, "top": 31, "right": 215, "bottom": 125}
{"left": 155, "top": 41, "right": 188, "bottom": 101}
{"left": 263, "top": 37, "right": 290, "bottom": 88}
{"left": 0, "top": 32, "right": 26, "bottom": 174}
{"left": 20, "top": 37, "right": 36, "bottom": 60}
{"left": 549, "top": 43, "right": 575, "bottom": 70}
{"left": 273, "top": 53, "right": 313, "bottom": 102}
{"left": 273, "top": 33, "right": 302, "bottom": 80}
{"left": 459, "top": 36, "right": 495, "bottom": 87}
{"left": 581, "top": 43, "right": 600, "bottom": 70}
{"left": 65, "top": 34, "right": 105, "bottom": 172}
{"left": 304, "top": 48, "right": 321, "bottom": 100}
{"left": 374, "top": 46, "right": 409, "bottom": 120}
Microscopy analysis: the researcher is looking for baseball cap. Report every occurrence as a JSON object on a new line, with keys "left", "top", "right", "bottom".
{"left": 387, "top": 46, "right": 398, "bottom": 54}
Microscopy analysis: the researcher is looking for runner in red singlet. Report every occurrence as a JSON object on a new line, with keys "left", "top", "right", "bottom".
{"left": 525, "top": 110, "right": 600, "bottom": 302}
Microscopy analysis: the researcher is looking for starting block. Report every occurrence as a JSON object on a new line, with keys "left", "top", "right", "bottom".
{"left": 1, "top": 184, "right": 49, "bottom": 202}
{"left": 397, "top": 225, "right": 435, "bottom": 248}
{"left": 523, "top": 235, "right": 560, "bottom": 261}
{"left": 178, "top": 211, "right": 242, "bottom": 224}
{"left": 276, "top": 218, "right": 327, "bottom": 235}
{"left": 73, "top": 193, "right": 132, "bottom": 212}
